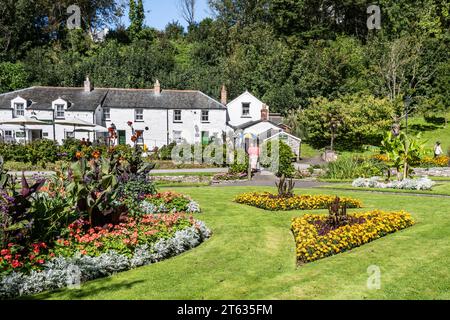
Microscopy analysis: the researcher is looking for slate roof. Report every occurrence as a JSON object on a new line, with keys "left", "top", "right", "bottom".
{"left": 103, "top": 89, "right": 225, "bottom": 110}
{"left": 232, "top": 120, "right": 281, "bottom": 131}
{"left": 0, "top": 87, "right": 226, "bottom": 111}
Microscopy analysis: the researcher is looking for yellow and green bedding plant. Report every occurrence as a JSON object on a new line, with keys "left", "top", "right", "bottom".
{"left": 234, "top": 193, "right": 362, "bottom": 211}
{"left": 291, "top": 210, "right": 415, "bottom": 264}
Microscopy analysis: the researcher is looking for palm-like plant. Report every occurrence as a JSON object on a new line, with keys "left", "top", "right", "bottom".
{"left": 381, "top": 131, "right": 425, "bottom": 180}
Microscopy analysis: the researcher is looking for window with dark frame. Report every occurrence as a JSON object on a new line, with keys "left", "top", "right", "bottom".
{"left": 103, "top": 107, "right": 110, "bottom": 120}
{"left": 201, "top": 110, "right": 209, "bottom": 122}
{"left": 14, "top": 103, "right": 24, "bottom": 117}
{"left": 55, "top": 104, "right": 65, "bottom": 118}
{"left": 174, "top": 110, "right": 182, "bottom": 122}
{"left": 135, "top": 109, "right": 144, "bottom": 121}
{"left": 242, "top": 103, "right": 250, "bottom": 116}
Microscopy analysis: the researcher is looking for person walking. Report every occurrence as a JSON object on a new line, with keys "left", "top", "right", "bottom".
{"left": 434, "top": 141, "right": 443, "bottom": 158}
{"left": 248, "top": 141, "right": 260, "bottom": 172}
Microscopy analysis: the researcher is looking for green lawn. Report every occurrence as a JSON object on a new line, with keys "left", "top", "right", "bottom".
{"left": 150, "top": 172, "right": 217, "bottom": 177}
{"left": 34, "top": 186, "right": 450, "bottom": 300}
{"left": 407, "top": 116, "right": 450, "bottom": 155}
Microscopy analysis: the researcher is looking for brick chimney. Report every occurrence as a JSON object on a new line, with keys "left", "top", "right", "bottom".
{"left": 261, "top": 104, "right": 269, "bottom": 121}
{"left": 154, "top": 79, "right": 161, "bottom": 95}
{"left": 84, "top": 76, "right": 93, "bottom": 92}
{"left": 221, "top": 85, "right": 227, "bottom": 105}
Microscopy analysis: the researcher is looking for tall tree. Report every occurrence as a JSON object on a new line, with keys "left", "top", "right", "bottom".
{"left": 179, "top": 0, "right": 196, "bottom": 27}
{"left": 128, "top": 0, "right": 145, "bottom": 37}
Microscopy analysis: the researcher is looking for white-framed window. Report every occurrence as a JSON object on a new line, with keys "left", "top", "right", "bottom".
{"left": 135, "top": 130, "right": 144, "bottom": 145}
{"left": 201, "top": 110, "right": 209, "bottom": 123}
{"left": 55, "top": 104, "right": 65, "bottom": 118}
{"left": 135, "top": 109, "right": 144, "bottom": 121}
{"left": 4, "top": 130, "right": 12, "bottom": 138}
{"left": 14, "top": 103, "right": 25, "bottom": 117}
{"left": 242, "top": 103, "right": 250, "bottom": 116}
{"left": 174, "top": 110, "right": 182, "bottom": 122}
{"left": 103, "top": 107, "right": 110, "bottom": 120}
{"left": 173, "top": 130, "right": 182, "bottom": 143}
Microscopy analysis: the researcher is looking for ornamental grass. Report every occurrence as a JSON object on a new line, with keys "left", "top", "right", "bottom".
{"left": 234, "top": 192, "right": 362, "bottom": 211}
{"left": 291, "top": 210, "right": 415, "bottom": 264}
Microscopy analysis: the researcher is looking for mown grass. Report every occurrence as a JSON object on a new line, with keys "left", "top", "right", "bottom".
{"left": 150, "top": 172, "right": 216, "bottom": 177}
{"left": 33, "top": 186, "right": 450, "bottom": 300}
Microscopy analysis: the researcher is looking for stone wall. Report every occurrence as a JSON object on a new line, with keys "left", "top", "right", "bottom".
{"left": 413, "top": 167, "right": 450, "bottom": 177}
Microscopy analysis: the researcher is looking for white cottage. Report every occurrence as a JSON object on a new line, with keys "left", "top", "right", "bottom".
{"left": 0, "top": 80, "right": 301, "bottom": 158}
{"left": 0, "top": 79, "right": 227, "bottom": 148}
{"left": 222, "top": 88, "right": 301, "bottom": 160}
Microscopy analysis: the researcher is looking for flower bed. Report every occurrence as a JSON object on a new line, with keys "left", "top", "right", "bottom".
{"left": 420, "top": 156, "right": 450, "bottom": 168}
{"left": 291, "top": 210, "right": 414, "bottom": 264}
{"left": 352, "top": 177, "right": 435, "bottom": 190}
{"left": 140, "top": 192, "right": 201, "bottom": 215}
{"left": 234, "top": 193, "right": 362, "bottom": 211}
{"left": 0, "top": 214, "right": 211, "bottom": 299}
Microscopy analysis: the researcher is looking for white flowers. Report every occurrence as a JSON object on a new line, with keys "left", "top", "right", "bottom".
{"left": 352, "top": 177, "right": 435, "bottom": 190}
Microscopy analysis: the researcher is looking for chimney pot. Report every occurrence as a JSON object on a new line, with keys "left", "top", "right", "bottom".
{"left": 221, "top": 85, "right": 227, "bottom": 105}
{"left": 84, "top": 76, "right": 93, "bottom": 92}
{"left": 154, "top": 80, "right": 161, "bottom": 95}
{"left": 261, "top": 104, "right": 269, "bottom": 121}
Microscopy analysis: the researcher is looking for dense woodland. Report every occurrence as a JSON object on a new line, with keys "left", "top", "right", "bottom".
{"left": 0, "top": 0, "right": 449, "bottom": 149}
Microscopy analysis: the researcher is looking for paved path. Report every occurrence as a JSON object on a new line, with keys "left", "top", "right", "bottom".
{"left": 152, "top": 168, "right": 228, "bottom": 174}
{"left": 9, "top": 171, "right": 55, "bottom": 176}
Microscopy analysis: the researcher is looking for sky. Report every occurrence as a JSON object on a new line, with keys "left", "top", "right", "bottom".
{"left": 122, "top": 0, "right": 213, "bottom": 30}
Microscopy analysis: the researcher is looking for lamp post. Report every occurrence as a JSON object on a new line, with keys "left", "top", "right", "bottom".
{"left": 404, "top": 95, "right": 412, "bottom": 134}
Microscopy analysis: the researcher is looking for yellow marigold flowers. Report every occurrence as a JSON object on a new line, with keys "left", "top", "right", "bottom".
{"left": 291, "top": 210, "right": 415, "bottom": 264}
{"left": 234, "top": 193, "right": 362, "bottom": 211}
{"left": 421, "top": 156, "right": 450, "bottom": 167}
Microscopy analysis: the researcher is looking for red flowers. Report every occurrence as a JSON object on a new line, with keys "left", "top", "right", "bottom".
{"left": 1, "top": 242, "right": 49, "bottom": 275}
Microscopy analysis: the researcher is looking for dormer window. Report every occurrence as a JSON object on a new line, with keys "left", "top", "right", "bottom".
{"left": 242, "top": 103, "right": 250, "bottom": 117}
{"left": 55, "top": 104, "right": 65, "bottom": 119}
{"left": 103, "top": 107, "right": 110, "bottom": 120}
{"left": 14, "top": 103, "right": 25, "bottom": 117}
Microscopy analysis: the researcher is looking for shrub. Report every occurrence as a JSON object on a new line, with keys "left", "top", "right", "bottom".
{"left": 235, "top": 192, "right": 362, "bottom": 211}
{"left": 260, "top": 140, "right": 295, "bottom": 177}
{"left": 324, "top": 156, "right": 384, "bottom": 179}
{"left": 352, "top": 177, "right": 435, "bottom": 190}
{"left": 28, "top": 139, "right": 59, "bottom": 166}
{"left": 292, "top": 210, "right": 415, "bottom": 264}
{"left": 158, "top": 142, "right": 177, "bottom": 160}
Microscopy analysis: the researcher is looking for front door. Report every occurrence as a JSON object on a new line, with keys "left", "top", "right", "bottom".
{"left": 201, "top": 131, "right": 209, "bottom": 145}
{"left": 118, "top": 130, "right": 126, "bottom": 145}
{"left": 31, "top": 130, "right": 42, "bottom": 141}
